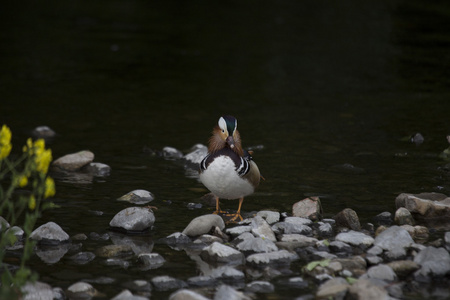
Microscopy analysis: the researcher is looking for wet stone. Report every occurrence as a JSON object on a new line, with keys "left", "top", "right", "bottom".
{"left": 52, "top": 150, "right": 95, "bottom": 171}
{"left": 316, "top": 222, "right": 333, "bottom": 237}
{"left": 31, "top": 125, "right": 56, "bottom": 139}
{"left": 333, "top": 208, "right": 361, "bottom": 231}
{"left": 137, "top": 253, "right": 165, "bottom": 270}
{"left": 278, "top": 276, "right": 309, "bottom": 289}
{"left": 200, "top": 242, "right": 244, "bottom": 265}
{"left": 329, "top": 241, "right": 353, "bottom": 255}
{"left": 386, "top": 260, "right": 420, "bottom": 278}
{"left": 95, "top": 244, "right": 133, "bottom": 258}
{"left": 85, "top": 162, "right": 111, "bottom": 177}
{"left": 162, "top": 232, "right": 191, "bottom": 245}
{"left": 373, "top": 211, "right": 393, "bottom": 226}
{"left": 111, "top": 289, "right": 149, "bottom": 300}
{"left": 373, "top": 226, "right": 414, "bottom": 260}
{"left": 209, "top": 266, "right": 245, "bottom": 281}
{"left": 21, "top": 281, "right": 53, "bottom": 300}
{"left": 162, "top": 146, "right": 183, "bottom": 160}
{"left": 72, "top": 233, "right": 88, "bottom": 241}
{"left": 183, "top": 144, "right": 208, "bottom": 165}
{"left": 109, "top": 207, "right": 155, "bottom": 232}
{"left": 361, "top": 264, "right": 398, "bottom": 282}
{"left": 68, "top": 252, "right": 96, "bottom": 265}
{"left": 122, "top": 280, "right": 152, "bottom": 295}
{"left": 251, "top": 216, "right": 277, "bottom": 242}
{"left": 272, "top": 222, "right": 312, "bottom": 236}
{"left": 278, "top": 234, "right": 318, "bottom": 247}
{"left": 105, "top": 258, "right": 130, "bottom": 268}
{"left": 245, "top": 281, "right": 275, "bottom": 293}
{"left": 151, "top": 276, "right": 187, "bottom": 292}
{"left": 445, "top": 231, "right": 450, "bottom": 251}
{"left": 316, "top": 277, "right": 349, "bottom": 300}
{"left": 30, "top": 222, "right": 70, "bottom": 244}
{"left": 292, "top": 196, "right": 323, "bottom": 221}
{"left": 169, "top": 289, "right": 210, "bottom": 300}
{"left": 66, "top": 282, "right": 97, "bottom": 299}
{"left": 413, "top": 246, "right": 450, "bottom": 282}
{"left": 187, "top": 275, "right": 217, "bottom": 287}
{"left": 395, "top": 207, "right": 415, "bottom": 226}
{"left": 182, "top": 214, "right": 225, "bottom": 237}
{"left": 347, "top": 279, "right": 389, "bottom": 300}
{"left": 335, "top": 230, "right": 374, "bottom": 249}
{"left": 246, "top": 250, "right": 299, "bottom": 267}
{"left": 225, "top": 225, "right": 252, "bottom": 237}
{"left": 117, "top": 190, "right": 154, "bottom": 205}
{"left": 236, "top": 236, "right": 278, "bottom": 254}
{"left": 256, "top": 210, "right": 280, "bottom": 224}
{"left": 214, "top": 284, "right": 250, "bottom": 300}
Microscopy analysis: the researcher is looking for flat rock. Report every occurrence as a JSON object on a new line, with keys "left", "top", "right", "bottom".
{"left": 117, "top": 190, "right": 154, "bottom": 204}
{"left": 386, "top": 260, "right": 420, "bottom": 278}
{"left": 413, "top": 246, "right": 450, "bottom": 282}
{"left": 169, "top": 289, "right": 210, "bottom": 300}
{"left": 251, "top": 216, "right": 277, "bottom": 242}
{"left": 209, "top": 266, "right": 245, "bottom": 281}
{"left": 68, "top": 252, "right": 96, "bottom": 265}
{"left": 236, "top": 236, "right": 278, "bottom": 253}
{"left": 137, "top": 253, "right": 165, "bottom": 269}
{"left": 292, "top": 197, "right": 322, "bottom": 221}
{"left": 200, "top": 242, "right": 244, "bottom": 265}
{"left": 183, "top": 214, "right": 225, "bottom": 237}
{"left": 256, "top": 210, "right": 280, "bottom": 224}
{"left": 333, "top": 208, "right": 361, "bottom": 231}
{"left": 347, "top": 279, "right": 389, "bottom": 300}
{"left": 272, "top": 222, "right": 312, "bottom": 236}
{"left": 66, "top": 282, "right": 97, "bottom": 299}
{"left": 21, "top": 281, "right": 53, "bottom": 300}
{"left": 30, "top": 222, "right": 69, "bottom": 244}
{"left": 162, "top": 146, "right": 184, "bottom": 160}
{"left": 373, "top": 226, "right": 414, "bottom": 260}
{"left": 278, "top": 234, "right": 318, "bottom": 247}
{"left": 109, "top": 207, "right": 155, "bottom": 232}
{"left": 31, "top": 125, "right": 56, "bottom": 139}
{"left": 226, "top": 225, "right": 252, "bottom": 236}
{"left": 163, "top": 232, "right": 192, "bottom": 245}
{"left": 335, "top": 230, "right": 374, "bottom": 248}
{"left": 361, "top": 264, "right": 397, "bottom": 282}
{"left": 151, "top": 276, "right": 187, "bottom": 292}
{"left": 52, "top": 150, "right": 94, "bottom": 171}
{"left": 246, "top": 250, "right": 299, "bottom": 267}
{"left": 316, "top": 277, "right": 349, "bottom": 300}
{"left": 245, "top": 281, "right": 274, "bottom": 293}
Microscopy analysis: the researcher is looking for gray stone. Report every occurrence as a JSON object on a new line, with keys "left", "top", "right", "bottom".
{"left": 109, "top": 207, "right": 155, "bottom": 232}
{"left": 52, "top": 150, "right": 95, "bottom": 171}
{"left": 347, "top": 279, "right": 389, "bottom": 300}
{"left": 137, "top": 253, "right": 165, "bottom": 269}
{"left": 225, "top": 225, "right": 252, "bottom": 236}
{"left": 445, "top": 231, "right": 450, "bottom": 251}
{"left": 151, "top": 276, "right": 187, "bottom": 292}
{"left": 329, "top": 241, "right": 352, "bottom": 255}
{"left": 0, "top": 216, "right": 10, "bottom": 230}
{"left": 316, "top": 277, "right": 349, "bottom": 300}
{"left": 245, "top": 281, "right": 274, "bottom": 293}
{"left": 105, "top": 258, "right": 130, "bottom": 268}
{"left": 413, "top": 246, "right": 450, "bottom": 281}
{"left": 272, "top": 222, "right": 312, "bottom": 236}
{"left": 278, "top": 234, "right": 318, "bottom": 246}
{"left": 122, "top": 280, "right": 152, "bottom": 295}
{"left": 30, "top": 222, "right": 70, "bottom": 243}
{"left": 68, "top": 252, "right": 96, "bottom": 265}
{"left": 361, "top": 264, "right": 397, "bottom": 282}
{"left": 111, "top": 290, "right": 149, "bottom": 300}
{"left": 365, "top": 255, "right": 383, "bottom": 265}
{"left": 236, "top": 236, "right": 278, "bottom": 253}
{"left": 183, "top": 144, "right": 208, "bottom": 165}
{"left": 278, "top": 276, "right": 309, "bottom": 289}
{"left": 95, "top": 244, "right": 133, "bottom": 258}
{"left": 195, "top": 234, "right": 223, "bottom": 244}
{"left": 333, "top": 208, "right": 361, "bottom": 231}
{"left": 317, "top": 222, "right": 333, "bottom": 237}
{"left": 35, "top": 244, "right": 70, "bottom": 264}
{"left": 247, "top": 250, "right": 299, "bottom": 267}
{"left": 109, "top": 232, "right": 154, "bottom": 255}
{"left": 22, "top": 281, "right": 53, "bottom": 300}
{"left": 66, "top": 282, "right": 97, "bottom": 299}
{"left": 163, "top": 146, "right": 183, "bottom": 160}
{"left": 210, "top": 266, "right": 245, "bottom": 281}
{"left": 169, "top": 289, "right": 210, "bottom": 300}
{"left": 31, "top": 126, "right": 56, "bottom": 139}
{"left": 251, "top": 216, "right": 276, "bottom": 242}
{"left": 335, "top": 230, "right": 374, "bottom": 248}
{"left": 386, "top": 260, "right": 420, "bottom": 278}
{"left": 214, "top": 284, "right": 250, "bottom": 300}
{"left": 292, "top": 197, "right": 322, "bottom": 221}
{"left": 373, "top": 226, "right": 414, "bottom": 260}
{"left": 187, "top": 276, "right": 217, "bottom": 287}
{"left": 200, "top": 242, "right": 244, "bottom": 265}
{"left": 256, "top": 210, "right": 280, "bottom": 224}
{"left": 373, "top": 212, "right": 392, "bottom": 226}
{"left": 163, "top": 232, "right": 192, "bottom": 245}
{"left": 85, "top": 162, "right": 111, "bottom": 177}
{"left": 285, "top": 216, "right": 313, "bottom": 226}
{"left": 395, "top": 207, "right": 414, "bottom": 225}
{"left": 117, "top": 190, "right": 154, "bottom": 204}
{"left": 183, "top": 214, "right": 225, "bottom": 237}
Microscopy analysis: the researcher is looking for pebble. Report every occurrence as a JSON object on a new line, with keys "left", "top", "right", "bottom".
{"left": 109, "top": 207, "right": 155, "bottom": 232}
{"left": 245, "top": 281, "right": 274, "bottom": 293}
{"left": 117, "top": 190, "right": 154, "bottom": 204}
{"left": 335, "top": 230, "right": 374, "bottom": 248}
{"left": 31, "top": 125, "right": 56, "bottom": 139}
{"left": 52, "top": 150, "right": 95, "bottom": 171}
{"left": 413, "top": 246, "right": 450, "bottom": 282}
{"left": 68, "top": 252, "right": 96, "bottom": 265}
{"left": 95, "top": 244, "right": 133, "bottom": 258}
{"left": 30, "top": 222, "right": 70, "bottom": 244}
{"left": 395, "top": 207, "right": 415, "bottom": 225}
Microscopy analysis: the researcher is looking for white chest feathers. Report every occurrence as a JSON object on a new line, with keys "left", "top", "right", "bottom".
{"left": 199, "top": 155, "right": 254, "bottom": 200}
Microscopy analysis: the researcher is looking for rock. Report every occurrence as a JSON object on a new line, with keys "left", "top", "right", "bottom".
{"left": 122, "top": 280, "right": 152, "bottom": 295}
{"left": 329, "top": 241, "right": 353, "bottom": 255}
{"left": 445, "top": 231, "right": 450, "bottom": 251}
{"left": 30, "top": 222, "right": 70, "bottom": 244}
{"left": 195, "top": 234, "right": 223, "bottom": 244}
{"left": 85, "top": 162, "right": 111, "bottom": 177}
{"left": 169, "top": 289, "right": 210, "bottom": 300}
{"left": 95, "top": 244, "right": 133, "bottom": 258}
{"left": 373, "top": 212, "right": 392, "bottom": 226}
{"left": 66, "top": 282, "right": 97, "bottom": 299}
{"left": 21, "top": 281, "right": 53, "bottom": 300}
{"left": 278, "top": 234, "right": 318, "bottom": 246}
{"left": 246, "top": 250, "right": 299, "bottom": 267}
{"left": 285, "top": 216, "right": 313, "bottom": 226}
{"left": 214, "top": 284, "right": 250, "bottom": 300}
{"left": 278, "top": 277, "right": 309, "bottom": 289}
{"left": 52, "top": 150, "right": 94, "bottom": 171}
{"left": 31, "top": 125, "right": 56, "bottom": 139}
{"left": 162, "top": 146, "right": 183, "bottom": 160}
{"left": 163, "top": 232, "right": 192, "bottom": 245}
{"left": 111, "top": 290, "right": 149, "bottom": 300}
{"left": 333, "top": 257, "right": 367, "bottom": 277}
{"left": 209, "top": 266, "right": 245, "bottom": 281}
{"left": 272, "top": 222, "right": 312, "bottom": 236}
{"left": 6, "top": 226, "right": 24, "bottom": 238}
{"left": 316, "top": 277, "right": 349, "bottom": 300}
{"left": 117, "top": 190, "right": 154, "bottom": 205}
{"left": 151, "top": 276, "right": 187, "bottom": 292}
{"left": 347, "top": 279, "right": 389, "bottom": 300}
{"left": 386, "top": 260, "right": 420, "bottom": 278}
{"left": 109, "top": 232, "right": 154, "bottom": 255}
{"left": 373, "top": 226, "right": 414, "bottom": 260}
{"left": 361, "top": 264, "right": 397, "bottom": 282}
{"left": 395, "top": 192, "right": 450, "bottom": 228}
{"left": 413, "top": 246, "right": 450, "bottom": 282}
{"left": 226, "top": 225, "right": 252, "bottom": 237}
{"left": 109, "top": 207, "right": 155, "bottom": 232}
{"left": 68, "top": 252, "right": 96, "bottom": 265}
{"left": 292, "top": 197, "right": 323, "bottom": 221}
{"left": 245, "top": 281, "right": 274, "bottom": 293}
{"left": 335, "top": 230, "right": 374, "bottom": 248}
{"left": 183, "top": 144, "right": 208, "bottom": 165}
{"left": 35, "top": 244, "right": 70, "bottom": 264}
{"left": 316, "top": 222, "right": 333, "bottom": 237}
{"left": 256, "top": 210, "right": 280, "bottom": 224}
{"left": 330, "top": 163, "right": 365, "bottom": 174}
{"left": 200, "top": 242, "right": 244, "bottom": 265}
{"left": 137, "top": 253, "right": 165, "bottom": 269}
{"left": 333, "top": 208, "right": 361, "bottom": 231}
{"left": 394, "top": 207, "right": 414, "bottom": 225}
{"left": 236, "top": 236, "right": 278, "bottom": 254}
{"left": 251, "top": 216, "right": 277, "bottom": 242}
{"left": 187, "top": 276, "right": 217, "bottom": 287}
{"left": 183, "top": 215, "right": 225, "bottom": 237}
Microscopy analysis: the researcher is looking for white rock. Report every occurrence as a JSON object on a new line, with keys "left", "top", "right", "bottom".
{"left": 109, "top": 207, "right": 155, "bottom": 231}
{"left": 251, "top": 216, "right": 276, "bottom": 242}
{"left": 30, "top": 222, "right": 69, "bottom": 242}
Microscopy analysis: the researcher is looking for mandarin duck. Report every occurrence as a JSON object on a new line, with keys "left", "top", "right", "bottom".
{"left": 199, "top": 115, "right": 261, "bottom": 222}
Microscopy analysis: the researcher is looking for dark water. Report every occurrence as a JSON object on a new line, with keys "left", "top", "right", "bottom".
{"left": 2, "top": 0, "right": 450, "bottom": 298}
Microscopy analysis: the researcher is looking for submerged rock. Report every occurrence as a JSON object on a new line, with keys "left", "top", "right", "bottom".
{"left": 85, "top": 162, "right": 111, "bottom": 177}
{"left": 109, "top": 207, "right": 155, "bottom": 232}
{"left": 162, "top": 146, "right": 184, "bottom": 160}
{"left": 30, "top": 222, "right": 70, "bottom": 244}
{"left": 137, "top": 253, "right": 166, "bottom": 270}
{"left": 394, "top": 207, "right": 414, "bottom": 226}
{"left": 183, "top": 144, "right": 208, "bottom": 165}
{"left": 117, "top": 190, "right": 154, "bottom": 205}
{"left": 52, "top": 150, "right": 94, "bottom": 171}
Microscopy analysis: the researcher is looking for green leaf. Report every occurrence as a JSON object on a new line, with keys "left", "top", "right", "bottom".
{"left": 346, "top": 277, "right": 358, "bottom": 284}
{"left": 305, "top": 259, "right": 330, "bottom": 271}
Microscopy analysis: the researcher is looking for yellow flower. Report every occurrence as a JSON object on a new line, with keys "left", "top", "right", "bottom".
{"left": 0, "top": 125, "right": 12, "bottom": 159}
{"left": 19, "top": 175, "right": 28, "bottom": 187}
{"left": 44, "top": 177, "right": 55, "bottom": 198}
{"left": 36, "top": 148, "right": 52, "bottom": 174}
{"left": 28, "top": 195, "right": 36, "bottom": 210}
{"left": 23, "top": 138, "right": 33, "bottom": 153}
